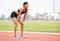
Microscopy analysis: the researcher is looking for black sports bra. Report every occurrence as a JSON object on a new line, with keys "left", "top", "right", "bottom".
{"left": 18, "top": 9, "right": 26, "bottom": 14}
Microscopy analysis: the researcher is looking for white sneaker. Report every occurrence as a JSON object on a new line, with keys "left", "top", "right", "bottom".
{"left": 19, "top": 35, "right": 26, "bottom": 39}
{"left": 13, "top": 35, "right": 18, "bottom": 39}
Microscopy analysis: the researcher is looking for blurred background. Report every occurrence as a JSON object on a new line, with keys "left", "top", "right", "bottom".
{"left": 0, "top": 0, "right": 60, "bottom": 20}
{"left": 0, "top": 0, "right": 60, "bottom": 32}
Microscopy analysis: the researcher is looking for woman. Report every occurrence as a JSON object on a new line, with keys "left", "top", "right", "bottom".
{"left": 11, "top": 2, "right": 28, "bottom": 39}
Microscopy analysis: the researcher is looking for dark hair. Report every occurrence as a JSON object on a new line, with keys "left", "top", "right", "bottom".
{"left": 23, "top": 2, "right": 28, "bottom": 6}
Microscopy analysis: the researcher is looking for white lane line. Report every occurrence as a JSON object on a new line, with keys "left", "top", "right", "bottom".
{"left": 0, "top": 30, "right": 60, "bottom": 35}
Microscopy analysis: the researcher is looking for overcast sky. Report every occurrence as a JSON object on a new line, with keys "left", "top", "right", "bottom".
{"left": 0, "top": 0, "right": 60, "bottom": 17}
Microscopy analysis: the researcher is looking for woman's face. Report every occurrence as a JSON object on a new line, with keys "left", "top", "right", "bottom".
{"left": 24, "top": 4, "right": 28, "bottom": 9}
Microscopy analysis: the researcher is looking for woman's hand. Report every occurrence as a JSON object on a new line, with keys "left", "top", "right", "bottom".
{"left": 17, "top": 8, "right": 23, "bottom": 20}
{"left": 23, "top": 9, "right": 28, "bottom": 22}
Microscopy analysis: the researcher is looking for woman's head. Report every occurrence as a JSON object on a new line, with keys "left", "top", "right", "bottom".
{"left": 23, "top": 2, "right": 28, "bottom": 9}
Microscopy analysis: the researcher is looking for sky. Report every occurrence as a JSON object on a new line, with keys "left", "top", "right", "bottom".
{"left": 0, "top": 0, "right": 60, "bottom": 18}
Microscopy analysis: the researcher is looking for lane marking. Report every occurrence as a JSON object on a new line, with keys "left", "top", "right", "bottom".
{"left": 0, "top": 30, "right": 60, "bottom": 35}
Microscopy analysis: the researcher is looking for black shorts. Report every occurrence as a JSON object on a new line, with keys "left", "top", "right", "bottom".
{"left": 11, "top": 11, "right": 18, "bottom": 18}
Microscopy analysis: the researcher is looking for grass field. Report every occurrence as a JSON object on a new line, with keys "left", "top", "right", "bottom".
{"left": 0, "top": 20, "right": 60, "bottom": 33}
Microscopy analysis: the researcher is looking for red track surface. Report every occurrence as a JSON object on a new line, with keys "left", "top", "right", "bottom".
{"left": 0, "top": 32, "right": 60, "bottom": 41}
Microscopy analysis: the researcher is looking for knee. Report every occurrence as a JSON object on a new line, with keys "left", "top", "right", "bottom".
{"left": 15, "top": 22, "right": 18, "bottom": 26}
{"left": 20, "top": 22, "right": 24, "bottom": 25}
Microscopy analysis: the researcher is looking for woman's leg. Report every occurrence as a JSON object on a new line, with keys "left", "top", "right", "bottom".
{"left": 17, "top": 18, "right": 24, "bottom": 37}
{"left": 12, "top": 18, "right": 18, "bottom": 37}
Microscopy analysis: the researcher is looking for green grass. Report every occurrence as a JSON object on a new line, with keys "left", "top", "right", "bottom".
{"left": 0, "top": 20, "right": 60, "bottom": 33}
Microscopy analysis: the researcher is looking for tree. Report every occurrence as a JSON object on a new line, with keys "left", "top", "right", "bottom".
{"left": 0, "top": 15, "right": 6, "bottom": 20}
{"left": 35, "top": 13, "right": 40, "bottom": 20}
{"left": 26, "top": 14, "right": 31, "bottom": 20}
{"left": 36, "top": 13, "right": 40, "bottom": 16}
{"left": 58, "top": 12, "right": 60, "bottom": 19}
{"left": 43, "top": 12, "right": 48, "bottom": 16}
{"left": 43, "top": 12, "right": 48, "bottom": 20}
{"left": 7, "top": 15, "right": 11, "bottom": 20}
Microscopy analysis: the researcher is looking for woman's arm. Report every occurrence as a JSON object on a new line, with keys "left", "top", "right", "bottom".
{"left": 17, "top": 8, "right": 23, "bottom": 20}
{"left": 23, "top": 9, "right": 28, "bottom": 22}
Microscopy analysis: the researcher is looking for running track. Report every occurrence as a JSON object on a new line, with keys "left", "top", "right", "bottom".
{"left": 0, "top": 31, "right": 60, "bottom": 41}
